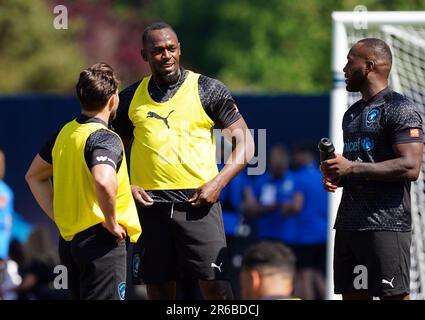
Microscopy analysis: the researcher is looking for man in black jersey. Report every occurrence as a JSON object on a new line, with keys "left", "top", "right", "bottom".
{"left": 321, "top": 38, "right": 424, "bottom": 300}
{"left": 113, "top": 22, "right": 255, "bottom": 300}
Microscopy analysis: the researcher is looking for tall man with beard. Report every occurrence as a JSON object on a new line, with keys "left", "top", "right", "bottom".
{"left": 321, "top": 38, "right": 424, "bottom": 300}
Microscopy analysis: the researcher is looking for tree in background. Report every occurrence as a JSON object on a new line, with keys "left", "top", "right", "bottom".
{"left": 0, "top": 0, "right": 84, "bottom": 93}
{"left": 2, "top": 0, "right": 425, "bottom": 93}
{"left": 144, "top": 0, "right": 425, "bottom": 93}
{"left": 0, "top": 0, "right": 149, "bottom": 93}
{"left": 54, "top": 0, "right": 150, "bottom": 88}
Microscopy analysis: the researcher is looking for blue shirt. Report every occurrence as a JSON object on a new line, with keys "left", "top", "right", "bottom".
{"left": 254, "top": 171, "right": 298, "bottom": 244}
{"left": 292, "top": 162, "right": 328, "bottom": 244}
{"left": 0, "top": 180, "right": 14, "bottom": 259}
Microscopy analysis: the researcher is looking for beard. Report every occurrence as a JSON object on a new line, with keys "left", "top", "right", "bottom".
{"left": 346, "top": 69, "right": 366, "bottom": 92}
{"left": 154, "top": 65, "right": 181, "bottom": 85}
{"left": 161, "top": 69, "right": 180, "bottom": 84}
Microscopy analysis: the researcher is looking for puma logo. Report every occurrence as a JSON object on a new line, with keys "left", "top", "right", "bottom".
{"left": 382, "top": 277, "right": 394, "bottom": 288}
{"left": 146, "top": 110, "right": 174, "bottom": 129}
{"left": 211, "top": 262, "right": 223, "bottom": 273}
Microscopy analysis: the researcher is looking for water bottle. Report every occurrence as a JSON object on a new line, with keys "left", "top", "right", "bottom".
{"left": 318, "top": 137, "right": 336, "bottom": 162}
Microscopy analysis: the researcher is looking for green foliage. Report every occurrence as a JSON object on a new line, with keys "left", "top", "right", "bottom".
{"left": 0, "top": 0, "right": 84, "bottom": 93}
{"left": 142, "top": 0, "right": 425, "bottom": 93}
{"left": 3, "top": 0, "right": 425, "bottom": 93}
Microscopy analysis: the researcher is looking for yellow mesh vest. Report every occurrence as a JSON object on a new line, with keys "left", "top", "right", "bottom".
{"left": 128, "top": 71, "right": 218, "bottom": 190}
{"left": 52, "top": 120, "right": 141, "bottom": 243}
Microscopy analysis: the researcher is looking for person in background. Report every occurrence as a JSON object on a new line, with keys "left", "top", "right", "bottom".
{"left": 246, "top": 145, "right": 302, "bottom": 245}
{"left": 240, "top": 241, "right": 298, "bottom": 300}
{"left": 7, "top": 239, "right": 26, "bottom": 299}
{"left": 16, "top": 227, "right": 69, "bottom": 300}
{"left": 0, "top": 150, "right": 13, "bottom": 264}
{"left": 0, "top": 150, "right": 20, "bottom": 300}
{"left": 218, "top": 158, "right": 252, "bottom": 299}
{"left": 0, "top": 258, "right": 21, "bottom": 300}
{"left": 290, "top": 144, "right": 327, "bottom": 300}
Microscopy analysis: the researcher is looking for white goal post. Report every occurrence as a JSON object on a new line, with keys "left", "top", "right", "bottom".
{"left": 329, "top": 11, "right": 425, "bottom": 300}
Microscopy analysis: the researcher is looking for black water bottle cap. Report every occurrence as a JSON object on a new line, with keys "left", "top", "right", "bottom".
{"left": 318, "top": 137, "right": 335, "bottom": 154}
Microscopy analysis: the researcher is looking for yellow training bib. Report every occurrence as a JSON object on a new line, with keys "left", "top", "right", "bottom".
{"left": 128, "top": 71, "right": 218, "bottom": 190}
{"left": 52, "top": 120, "right": 141, "bottom": 242}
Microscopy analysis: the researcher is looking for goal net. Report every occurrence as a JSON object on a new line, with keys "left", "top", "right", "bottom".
{"left": 329, "top": 11, "right": 425, "bottom": 300}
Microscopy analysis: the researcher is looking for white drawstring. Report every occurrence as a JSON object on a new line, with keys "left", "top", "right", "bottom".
{"left": 170, "top": 201, "right": 175, "bottom": 219}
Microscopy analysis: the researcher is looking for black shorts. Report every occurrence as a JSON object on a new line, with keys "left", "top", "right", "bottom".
{"left": 59, "top": 224, "right": 127, "bottom": 300}
{"left": 132, "top": 202, "right": 230, "bottom": 284}
{"left": 290, "top": 243, "right": 327, "bottom": 274}
{"left": 334, "top": 230, "right": 411, "bottom": 297}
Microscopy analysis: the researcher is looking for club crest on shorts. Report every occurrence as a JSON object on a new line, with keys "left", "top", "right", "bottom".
{"left": 118, "top": 281, "right": 126, "bottom": 300}
{"left": 133, "top": 253, "right": 140, "bottom": 278}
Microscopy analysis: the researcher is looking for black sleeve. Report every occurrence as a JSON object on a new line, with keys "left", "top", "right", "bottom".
{"left": 85, "top": 129, "right": 123, "bottom": 172}
{"left": 38, "top": 130, "right": 60, "bottom": 164}
{"left": 111, "top": 81, "right": 140, "bottom": 139}
{"left": 198, "top": 75, "right": 242, "bottom": 129}
{"left": 385, "top": 97, "right": 424, "bottom": 144}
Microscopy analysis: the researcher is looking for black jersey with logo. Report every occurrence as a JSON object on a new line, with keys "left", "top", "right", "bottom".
{"left": 334, "top": 87, "right": 423, "bottom": 232}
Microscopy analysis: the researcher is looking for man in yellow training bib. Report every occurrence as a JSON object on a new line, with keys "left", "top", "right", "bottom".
{"left": 26, "top": 63, "right": 141, "bottom": 300}
{"left": 113, "top": 22, "right": 255, "bottom": 300}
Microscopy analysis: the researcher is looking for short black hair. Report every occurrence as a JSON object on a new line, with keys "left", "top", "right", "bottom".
{"left": 358, "top": 38, "right": 392, "bottom": 65}
{"left": 142, "top": 22, "right": 177, "bottom": 47}
{"left": 242, "top": 241, "right": 296, "bottom": 276}
{"left": 76, "top": 62, "right": 119, "bottom": 111}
